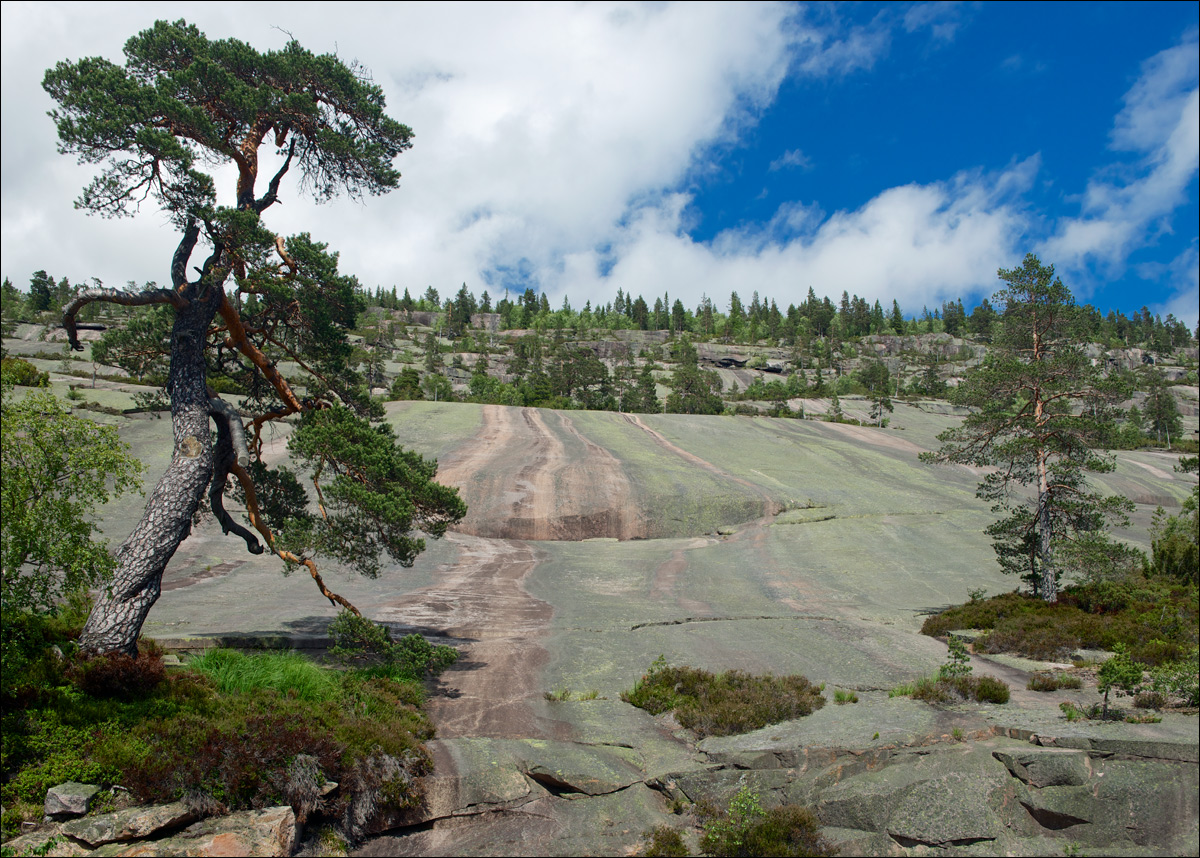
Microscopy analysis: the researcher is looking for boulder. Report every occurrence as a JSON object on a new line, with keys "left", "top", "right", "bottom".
{"left": 993, "top": 749, "right": 1089, "bottom": 787}
{"left": 60, "top": 801, "right": 195, "bottom": 846}
{"left": 113, "top": 806, "right": 296, "bottom": 857}
{"left": 45, "top": 782, "right": 101, "bottom": 818}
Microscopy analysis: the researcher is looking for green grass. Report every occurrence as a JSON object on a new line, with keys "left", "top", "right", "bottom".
{"left": 1, "top": 616, "right": 437, "bottom": 841}
{"left": 189, "top": 648, "right": 339, "bottom": 701}
{"left": 621, "top": 658, "right": 825, "bottom": 738}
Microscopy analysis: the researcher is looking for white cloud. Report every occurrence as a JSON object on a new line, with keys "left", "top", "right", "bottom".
{"left": 550, "top": 158, "right": 1038, "bottom": 313}
{"left": 902, "top": 2, "right": 969, "bottom": 44}
{"left": 768, "top": 149, "right": 813, "bottom": 171}
{"left": 1040, "top": 38, "right": 1200, "bottom": 287}
{"left": 2, "top": 2, "right": 806, "bottom": 296}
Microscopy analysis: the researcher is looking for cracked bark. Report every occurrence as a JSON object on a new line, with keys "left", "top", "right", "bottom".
{"left": 77, "top": 239, "right": 226, "bottom": 655}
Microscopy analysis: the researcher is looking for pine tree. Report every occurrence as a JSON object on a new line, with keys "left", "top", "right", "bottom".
{"left": 47, "top": 20, "right": 465, "bottom": 654}
{"left": 921, "top": 254, "right": 1132, "bottom": 602}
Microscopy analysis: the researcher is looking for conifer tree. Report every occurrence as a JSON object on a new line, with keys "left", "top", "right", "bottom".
{"left": 47, "top": 20, "right": 465, "bottom": 654}
{"left": 922, "top": 254, "right": 1131, "bottom": 602}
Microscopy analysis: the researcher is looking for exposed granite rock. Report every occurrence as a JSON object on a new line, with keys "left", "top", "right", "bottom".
{"left": 60, "top": 802, "right": 195, "bottom": 846}
{"left": 44, "top": 783, "right": 101, "bottom": 818}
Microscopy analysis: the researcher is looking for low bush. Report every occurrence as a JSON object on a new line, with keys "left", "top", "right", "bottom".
{"left": 327, "top": 610, "right": 458, "bottom": 682}
{"left": 69, "top": 643, "right": 166, "bottom": 700}
{"left": 622, "top": 658, "right": 825, "bottom": 738}
{"left": 1027, "top": 672, "right": 1083, "bottom": 692}
{"left": 699, "top": 787, "right": 837, "bottom": 857}
{"left": 642, "top": 825, "right": 691, "bottom": 857}
{"left": 898, "top": 674, "right": 1009, "bottom": 706}
{"left": 1, "top": 627, "right": 438, "bottom": 842}
{"left": 922, "top": 578, "right": 1198, "bottom": 668}
{"left": 1148, "top": 648, "right": 1199, "bottom": 706}
{"left": 0, "top": 356, "right": 49, "bottom": 387}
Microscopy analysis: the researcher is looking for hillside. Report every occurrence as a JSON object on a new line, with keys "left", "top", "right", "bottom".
{"left": 3, "top": 321, "right": 1198, "bottom": 855}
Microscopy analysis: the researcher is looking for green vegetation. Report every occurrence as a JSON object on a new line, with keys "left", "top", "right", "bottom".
{"left": 697, "top": 787, "right": 837, "bottom": 857}
{"left": 1027, "top": 672, "right": 1083, "bottom": 692}
{"left": 326, "top": 609, "right": 458, "bottom": 682}
{"left": 622, "top": 657, "right": 825, "bottom": 738}
{"left": 922, "top": 255, "right": 1134, "bottom": 603}
{"left": 1, "top": 384, "right": 143, "bottom": 615}
{"left": 891, "top": 673, "right": 1010, "bottom": 706}
{"left": 921, "top": 578, "right": 1199, "bottom": 667}
{"left": 889, "top": 637, "right": 1010, "bottom": 705}
{"left": 41, "top": 19, "right": 465, "bottom": 656}
{"left": 0, "top": 604, "right": 454, "bottom": 842}
{"left": 642, "top": 825, "right": 691, "bottom": 857}
{"left": 189, "top": 649, "right": 340, "bottom": 702}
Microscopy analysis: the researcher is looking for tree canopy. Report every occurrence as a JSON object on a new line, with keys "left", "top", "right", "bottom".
{"left": 46, "top": 20, "right": 464, "bottom": 655}
{"left": 922, "top": 254, "right": 1133, "bottom": 602}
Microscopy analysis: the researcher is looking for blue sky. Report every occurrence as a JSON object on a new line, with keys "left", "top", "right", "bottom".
{"left": 2, "top": 2, "right": 1197, "bottom": 325}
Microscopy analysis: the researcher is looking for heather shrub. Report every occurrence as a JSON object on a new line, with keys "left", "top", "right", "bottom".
{"left": 642, "top": 825, "right": 691, "bottom": 857}
{"left": 70, "top": 643, "right": 166, "bottom": 699}
{"left": 1027, "top": 672, "right": 1083, "bottom": 692}
{"left": 923, "top": 579, "right": 1197, "bottom": 668}
{"left": 699, "top": 787, "right": 837, "bottom": 857}
{"left": 623, "top": 658, "right": 824, "bottom": 738}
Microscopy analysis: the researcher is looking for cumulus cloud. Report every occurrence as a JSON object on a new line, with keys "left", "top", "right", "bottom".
{"left": 1039, "top": 38, "right": 1200, "bottom": 289}
{"left": 2, "top": 4, "right": 1194, "bottom": 328}
{"left": 550, "top": 158, "right": 1038, "bottom": 313}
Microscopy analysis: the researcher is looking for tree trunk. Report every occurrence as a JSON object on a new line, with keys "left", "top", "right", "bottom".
{"left": 78, "top": 288, "right": 223, "bottom": 655}
{"left": 1036, "top": 448, "right": 1057, "bottom": 603}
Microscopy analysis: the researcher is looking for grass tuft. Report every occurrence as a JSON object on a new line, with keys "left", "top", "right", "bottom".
{"left": 189, "top": 648, "right": 339, "bottom": 702}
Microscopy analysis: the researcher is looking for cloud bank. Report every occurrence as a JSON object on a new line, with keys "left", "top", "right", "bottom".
{"left": 1, "top": 4, "right": 1196, "bottom": 325}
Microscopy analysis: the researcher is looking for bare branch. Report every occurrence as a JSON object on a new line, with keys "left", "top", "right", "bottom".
{"left": 172, "top": 220, "right": 201, "bottom": 290}
{"left": 209, "top": 397, "right": 264, "bottom": 555}
{"left": 255, "top": 138, "right": 296, "bottom": 213}
{"left": 62, "top": 286, "right": 187, "bottom": 351}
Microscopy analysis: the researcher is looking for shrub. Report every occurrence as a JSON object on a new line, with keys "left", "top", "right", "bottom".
{"left": 327, "top": 610, "right": 458, "bottom": 682}
{"left": 700, "top": 787, "right": 837, "bottom": 858}
{"left": 1, "top": 645, "right": 438, "bottom": 839}
{"left": 974, "top": 676, "right": 1010, "bottom": 704}
{"left": 1098, "top": 644, "right": 1145, "bottom": 719}
{"left": 622, "top": 658, "right": 824, "bottom": 738}
{"left": 0, "top": 356, "right": 50, "bottom": 387}
{"left": 1134, "top": 691, "right": 1167, "bottom": 709}
{"left": 1148, "top": 648, "right": 1199, "bottom": 707}
{"left": 643, "top": 825, "right": 691, "bottom": 857}
{"left": 1027, "top": 672, "right": 1083, "bottom": 692}
{"left": 921, "top": 580, "right": 1198, "bottom": 668}
{"left": 898, "top": 674, "right": 1009, "bottom": 706}
{"left": 70, "top": 642, "right": 165, "bottom": 700}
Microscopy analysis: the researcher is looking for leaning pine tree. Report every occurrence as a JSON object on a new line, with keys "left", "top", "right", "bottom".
{"left": 46, "top": 20, "right": 466, "bottom": 655}
{"left": 921, "top": 254, "right": 1132, "bottom": 602}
